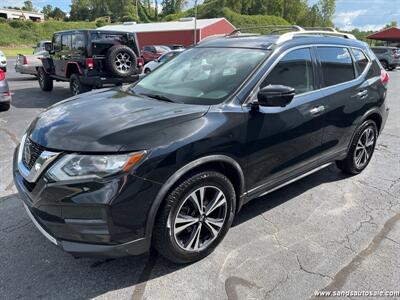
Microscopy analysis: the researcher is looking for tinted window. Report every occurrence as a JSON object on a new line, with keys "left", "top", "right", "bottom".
{"left": 262, "top": 48, "right": 314, "bottom": 95}
{"left": 53, "top": 34, "right": 61, "bottom": 52}
{"left": 372, "top": 48, "right": 386, "bottom": 54}
{"left": 317, "top": 47, "right": 355, "bottom": 87}
{"left": 72, "top": 33, "right": 85, "bottom": 51}
{"left": 90, "top": 32, "right": 123, "bottom": 41}
{"left": 159, "top": 52, "right": 174, "bottom": 63}
{"left": 351, "top": 49, "right": 369, "bottom": 74}
{"left": 61, "top": 34, "right": 72, "bottom": 50}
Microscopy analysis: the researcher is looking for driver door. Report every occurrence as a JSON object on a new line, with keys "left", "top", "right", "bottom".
{"left": 244, "top": 47, "right": 326, "bottom": 195}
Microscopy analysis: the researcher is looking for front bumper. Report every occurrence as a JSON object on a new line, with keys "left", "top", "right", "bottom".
{"left": 22, "top": 202, "right": 150, "bottom": 257}
{"left": 13, "top": 146, "right": 161, "bottom": 257}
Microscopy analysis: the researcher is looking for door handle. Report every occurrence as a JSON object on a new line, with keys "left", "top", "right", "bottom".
{"left": 310, "top": 105, "right": 325, "bottom": 115}
{"left": 356, "top": 90, "right": 368, "bottom": 99}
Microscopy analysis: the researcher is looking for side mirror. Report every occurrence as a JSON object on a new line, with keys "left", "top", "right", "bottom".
{"left": 256, "top": 85, "right": 295, "bottom": 107}
{"left": 45, "top": 43, "right": 52, "bottom": 52}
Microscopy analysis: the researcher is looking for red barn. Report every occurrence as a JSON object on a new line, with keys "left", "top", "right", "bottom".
{"left": 100, "top": 18, "right": 236, "bottom": 48}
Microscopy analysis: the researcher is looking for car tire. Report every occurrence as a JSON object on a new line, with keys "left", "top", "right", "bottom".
{"left": 144, "top": 68, "right": 151, "bottom": 74}
{"left": 336, "top": 120, "right": 378, "bottom": 175}
{"left": 0, "top": 102, "right": 10, "bottom": 111}
{"left": 70, "top": 74, "right": 92, "bottom": 96}
{"left": 38, "top": 68, "right": 53, "bottom": 91}
{"left": 105, "top": 45, "right": 137, "bottom": 78}
{"left": 153, "top": 171, "right": 236, "bottom": 264}
{"left": 380, "top": 60, "right": 388, "bottom": 70}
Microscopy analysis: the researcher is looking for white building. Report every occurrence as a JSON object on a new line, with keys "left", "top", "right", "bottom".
{"left": 0, "top": 8, "right": 44, "bottom": 22}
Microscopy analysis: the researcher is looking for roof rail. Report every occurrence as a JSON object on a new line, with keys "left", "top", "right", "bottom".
{"left": 302, "top": 27, "right": 337, "bottom": 32}
{"left": 228, "top": 25, "right": 304, "bottom": 36}
{"left": 276, "top": 30, "right": 357, "bottom": 44}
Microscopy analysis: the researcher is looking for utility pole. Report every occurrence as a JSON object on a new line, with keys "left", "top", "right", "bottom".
{"left": 136, "top": 0, "right": 139, "bottom": 21}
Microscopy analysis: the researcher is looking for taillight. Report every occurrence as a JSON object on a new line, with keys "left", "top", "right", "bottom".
{"left": 380, "top": 69, "right": 389, "bottom": 85}
{"left": 0, "top": 70, "right": 5, "bottom": 80}
{"left": 137, "top": 57, "right": 144, "bottom": 67}
{"left": 23, "top": 55, "right": 28, "bottom": 65}
{"left": 86, "top": 57, "right": 94, "bottom": 69}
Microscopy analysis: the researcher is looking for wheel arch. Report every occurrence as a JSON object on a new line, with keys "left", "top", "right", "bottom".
{"left": 144, "top": 154, "right": 245, "bottom": 238}
{"left": 65, "top": 62, "right": 82, "bottom": 78}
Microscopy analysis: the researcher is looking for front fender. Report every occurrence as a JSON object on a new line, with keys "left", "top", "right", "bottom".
{"left": 143, "top": 154, "right": 245, "bottom": 238}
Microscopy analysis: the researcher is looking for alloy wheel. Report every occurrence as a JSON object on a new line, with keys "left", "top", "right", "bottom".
{"left": 354, "top": 126, "right": 375, "bottom": 169}
{"left": 172, "top": 186, "right": 228, "bottom": 252}
{"left": 115, "top": 53, "right": 131, "bottom": 73}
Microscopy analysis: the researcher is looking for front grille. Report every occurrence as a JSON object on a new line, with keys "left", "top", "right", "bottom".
{"left": 22, "top": 138, "right": 46, "bottom": 170}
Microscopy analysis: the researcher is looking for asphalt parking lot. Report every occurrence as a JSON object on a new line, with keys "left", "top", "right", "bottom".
{"left": 0, "top": 60, "right": 399, "bottom": 300}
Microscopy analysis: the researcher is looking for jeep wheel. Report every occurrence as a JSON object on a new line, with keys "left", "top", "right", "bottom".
{"left": 70, "top": 74, "right": 92, "bottom": 95}
{"left": 105, "top": 45, "right": 137, "bottom": 77}
{"left": 38, "top": 68, "right": 53, "bottom": 91}
{"left": 0, "top": 102, "right": 10, "bottom": 111}
{"left": 153, "top": 171, "right": 235, "bottom": 263}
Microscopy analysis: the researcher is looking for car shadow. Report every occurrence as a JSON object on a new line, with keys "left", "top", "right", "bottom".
{"left": 0, "top": 165, "right": 350, "bottom": 299}
{"left": 10, "top": 87, "right": 70, "bottom": 109}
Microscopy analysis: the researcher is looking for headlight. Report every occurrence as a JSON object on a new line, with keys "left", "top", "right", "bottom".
{"left": 46, "top": 151, "right": 146, "bottom": 181}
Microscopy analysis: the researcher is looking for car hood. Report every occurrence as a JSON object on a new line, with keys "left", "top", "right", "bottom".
{"left": 27, "top": 88, "right": 209, "bottom": 152}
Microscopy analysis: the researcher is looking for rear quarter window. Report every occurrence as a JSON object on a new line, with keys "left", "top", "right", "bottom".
{"left": 351, "top": 48, "right": 369, "bottom": 75}
{"left": 317, "top": 47, "right": 355, "bottom": 87}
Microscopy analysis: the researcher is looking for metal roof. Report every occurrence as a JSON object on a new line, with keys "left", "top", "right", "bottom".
{"left": 99, "top": 18, "right": 233, "bottom": 33}
{"left": 367, "top": 27, "right": 400, "bottom": 41}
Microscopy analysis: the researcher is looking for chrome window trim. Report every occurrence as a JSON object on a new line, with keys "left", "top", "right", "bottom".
{"left": 244, "top": 43, "right": 372, "bottom": 105}
{"left": 17, "top": 133, "right": 60, "bottom": 183}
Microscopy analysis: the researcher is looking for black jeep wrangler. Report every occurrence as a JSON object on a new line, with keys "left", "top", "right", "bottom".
{"left": 38, "top": 29, "right": 142, "bottom": 95}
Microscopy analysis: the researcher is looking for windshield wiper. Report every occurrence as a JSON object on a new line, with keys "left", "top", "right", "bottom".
{"left": 140, "top": 93, "right": 175, "bottom": 103}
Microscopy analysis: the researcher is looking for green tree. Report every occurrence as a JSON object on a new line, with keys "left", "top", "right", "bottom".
{"left": 23, "top": 0, "right": 34, "bottom": 11}
{"left": 317, "top": 0, "right": 335, "bottom": 27}
{"left": 50, "top": 7, "right": 67, "bottom": 20}
{"left": 42, "top": 5, "right": 53, "bottom": 19}
{"left": 70, "top": 0, "right": 92, "bottom": 21}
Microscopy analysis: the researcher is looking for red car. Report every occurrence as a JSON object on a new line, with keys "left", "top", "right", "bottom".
{"left": 141, "top": 45, "right": 170, "bottom": 63}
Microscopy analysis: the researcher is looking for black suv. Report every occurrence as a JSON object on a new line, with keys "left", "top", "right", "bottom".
{"left": 14, "top": 28, "right": 389, "bottom": 263}
{"left": 38, "top": 30, "right": 142, "bottom": 95}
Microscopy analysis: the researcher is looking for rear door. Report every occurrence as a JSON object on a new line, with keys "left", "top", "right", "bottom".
{"left": 59, "top": 34, "right": 72, "bottom": 76}
{"left": 71, "top": 33, "right": 86, "bottom": 63}
{"left": 244, "top": 47, "right": 326, "bottom": 194}
{"left": 315, "top": 46, "right": 371, "bottom": 160}
{"left": 52, "top": 34, "right": 63, "bottom": 76}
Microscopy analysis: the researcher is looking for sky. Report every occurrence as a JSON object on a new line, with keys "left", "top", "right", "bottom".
{"left": 1, "top": 0, "right": 399, "bottom": 31}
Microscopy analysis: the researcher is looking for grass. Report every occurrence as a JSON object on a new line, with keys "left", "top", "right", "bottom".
{"left": 0, "top": 20, "right": 97, "bottom": 48}
{"left": 0, "top": 47, "right": 33, "bottom": 57}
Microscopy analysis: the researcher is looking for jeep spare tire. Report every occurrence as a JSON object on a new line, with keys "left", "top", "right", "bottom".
{"left": 105, "top": 45, "right": 137, "bottom": 77}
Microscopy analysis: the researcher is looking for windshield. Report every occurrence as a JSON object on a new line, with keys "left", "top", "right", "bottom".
{"left": 132, "top": 47, "right": 269, "bottom": 105}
